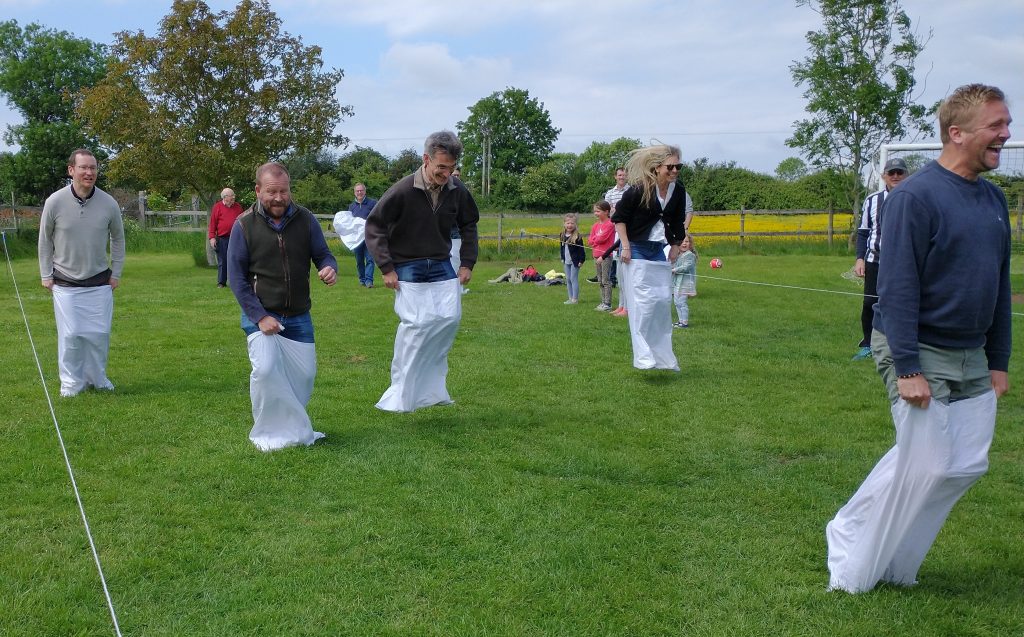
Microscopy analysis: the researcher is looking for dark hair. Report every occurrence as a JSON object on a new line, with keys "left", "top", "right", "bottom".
{"left": 594, "top": 200, "right": 611, "bottom": 213}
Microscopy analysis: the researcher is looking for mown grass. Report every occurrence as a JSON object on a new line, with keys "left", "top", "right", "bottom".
{"left": 1, "top": 246, "right": 1022, "bottom": 636}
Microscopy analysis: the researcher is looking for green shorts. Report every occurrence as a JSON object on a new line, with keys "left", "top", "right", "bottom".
{"left": 870, "top": 330, "right": 992, "bottom": 405}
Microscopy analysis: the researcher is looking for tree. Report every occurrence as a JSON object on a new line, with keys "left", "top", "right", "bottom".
{"left": 76, "top": 0, "right": 352, "bottom": 204}
{"left": 0, "top": 20, "right": 107, "bottom": 203}
{"left": 456, "top": 87, "right": 560, "bottom": 188}
{"left": 787, "top": 0, "right": 932, "bottom": 227}
{"left": 334, "top": 146, "right": 390, "bottom": 197}
{"left": 291, "top": 172, "right": 344, "bottom": 215}
{"left": 775, "top": 157, "right": 809, "bottom": 182}
{"left": 389, "top": 148, "right": 421, "bottom": 183}
{"left": 575, "top": 138, "right": 640, "bottom": 179}
{"left": 282, "top": 149, "right": 337, "bottom": 181}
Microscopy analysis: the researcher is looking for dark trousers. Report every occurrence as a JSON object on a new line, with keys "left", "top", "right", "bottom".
{"left": 215, "top": 235, "right": 231, "bottom": 285}
{"left": 859, "top": 260, "right": 879, "bottom": 347}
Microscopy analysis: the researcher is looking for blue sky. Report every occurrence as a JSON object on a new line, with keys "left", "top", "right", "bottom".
{"left": 1, "top": 0, "right": 1022, "bottom": 175}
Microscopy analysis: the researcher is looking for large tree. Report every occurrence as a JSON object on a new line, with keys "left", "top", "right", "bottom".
{"left": 76, "top": 0, "right": 351, "bottom": 203}
{"left": 456, "top": 87, "right": 560, "bottom": 191}
{"left": 0, "top": 20, "right": 107, "bottom": 203}
{"left": 787, "top": 0, "right": 931, "bottom": 224}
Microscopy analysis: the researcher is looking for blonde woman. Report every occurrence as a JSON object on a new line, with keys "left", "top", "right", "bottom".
{"left": 610, "top": 144, "right": 688, "bottom": 370}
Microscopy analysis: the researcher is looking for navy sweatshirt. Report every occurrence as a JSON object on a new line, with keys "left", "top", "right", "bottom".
{"left": 873, "top": 160, "right": 1011, "bottom": 375}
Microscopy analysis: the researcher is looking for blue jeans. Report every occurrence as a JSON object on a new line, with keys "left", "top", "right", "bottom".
{"left": 241, "top": 311, "right": 315, "bottom": 343}
{"left": 564, "top": 262, "right": 580, "bottom": 300}
{"left": 353, "top": 242, "right": 375, "bottom": 285}
{"left": 394, "top": 258, "right": 456, "bottom": 283}
{"left": 630, "top": 240, "right": 667, "bottom": 262}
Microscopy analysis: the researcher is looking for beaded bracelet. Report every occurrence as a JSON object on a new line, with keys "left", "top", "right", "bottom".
{"left": 897, "top": 372, "right": 923, "bottom": 379}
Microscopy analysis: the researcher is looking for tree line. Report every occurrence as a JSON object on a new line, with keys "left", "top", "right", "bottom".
{"left": 2, "top": 0, "right": 1017, "bottom": 221}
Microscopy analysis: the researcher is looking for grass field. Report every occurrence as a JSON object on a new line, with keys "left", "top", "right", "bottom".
{"left": 2, "top": 246, "right": 1022, "bottom": 636}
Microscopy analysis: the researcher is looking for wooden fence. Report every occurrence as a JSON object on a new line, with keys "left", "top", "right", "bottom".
{"left": 7, "top": 202, "right": 1024, "bottom": 251}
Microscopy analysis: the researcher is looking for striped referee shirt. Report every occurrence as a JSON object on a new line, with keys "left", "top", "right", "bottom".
{"left": 856, "top": 188, "right": 888, "bottom": 263}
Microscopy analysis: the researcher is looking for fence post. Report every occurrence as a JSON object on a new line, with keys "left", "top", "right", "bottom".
{"left": 1016, "top": 193, "right": 1022, "bottom": 242}
{"left": 138, "top": 191, "right": 147, "bottom": 225}
{"left": 827, "top": 206, "right": 834, "bottom": 249}
{"left": 191, "top": 195, "right": 201, "bottom": 228}
{"left": 739, "top": 207, "right": 745, "bottom": 249}
{"left": 497, "top": 211, "right": 503, "bottom": 255}
{"left": 10, "top": 190, "right": 17, "bottom": 233}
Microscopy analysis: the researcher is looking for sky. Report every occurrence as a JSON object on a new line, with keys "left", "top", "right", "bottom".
{"left": 1, "top": 0, "right": 1022, "bottom": 176}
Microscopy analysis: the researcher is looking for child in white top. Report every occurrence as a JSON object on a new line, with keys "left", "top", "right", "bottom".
{"left": 670, "top": 236, "right": 697, "bottom": 328}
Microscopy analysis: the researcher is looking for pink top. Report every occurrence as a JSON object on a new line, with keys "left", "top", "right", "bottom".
{"left": 588, "top": 219, "right": 615, "bottom": 258}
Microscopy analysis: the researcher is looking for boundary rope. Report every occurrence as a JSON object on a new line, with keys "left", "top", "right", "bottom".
{"left": 1, "top": 231, "right": 123, "bottom": 637}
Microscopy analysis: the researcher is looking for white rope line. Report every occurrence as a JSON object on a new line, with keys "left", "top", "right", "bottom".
{"left": 1, "top": 232, "right": 123, "bottom": 637}
{"left": 517, "top": 229, "right": 1024, "bottom": 316}
{"left": 702, "top": 272, "right": 1024, "bottom": 316}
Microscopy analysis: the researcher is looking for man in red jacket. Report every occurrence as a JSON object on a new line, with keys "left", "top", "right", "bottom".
{"left": 208, "top": 188, "right": 244, "bottom": 287}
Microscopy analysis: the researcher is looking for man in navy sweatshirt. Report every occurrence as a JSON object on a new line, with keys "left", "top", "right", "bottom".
{"left": 826, "top": 83, "right": 1013, "bottom": 593}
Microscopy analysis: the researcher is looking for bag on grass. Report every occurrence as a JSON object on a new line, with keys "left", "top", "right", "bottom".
{"left": 623, "top": 260, "right": 678, "bottom": 371}
{"left": 52, "top": 285, "right": 115, "bottom": 397}
{"left": 332, "top": 210, "right": 367, "bottom": 251}
{"left": 826, "top": 391, "right": 995, "bottom": 592}
{"left": 247, "top": 331, "right": 325, "bottom": 452}
{"left": 522, "top": 265, "right": 544, "bottom": 282}
{"left": 376, "top": 278, "right": 462, "bottom": 413}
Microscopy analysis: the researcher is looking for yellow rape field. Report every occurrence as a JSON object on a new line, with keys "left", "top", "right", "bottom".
{"left": 477, "top": 212, "right": 854, "bottom": 242}
{"left": 691, "top": 212, "right": 854, "bottom": 236}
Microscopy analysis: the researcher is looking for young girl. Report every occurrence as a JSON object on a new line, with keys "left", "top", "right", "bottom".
{"left": 671, "top": 236, "right": 697, "bottom": 327}
{"left": 589, "top": 201, "right": 615, "bottom": 311}
{"left": 560, "top": 213, "right": 586, "bottom": 304}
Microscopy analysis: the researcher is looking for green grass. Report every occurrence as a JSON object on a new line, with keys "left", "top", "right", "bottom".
{"left": 1, "top": 249, "right": 1022, "bottom": 636}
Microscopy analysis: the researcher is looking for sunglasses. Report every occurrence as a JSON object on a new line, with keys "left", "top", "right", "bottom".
{"left": 661, "top": 163, "right": 683, "bottom": 171}
{"left": 886, "top": 169, "right": 906, "bottom": 176}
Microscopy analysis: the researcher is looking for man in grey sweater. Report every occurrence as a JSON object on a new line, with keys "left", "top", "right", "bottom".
{"left": 38, "top": 148, "right": 125, "bottom": 396}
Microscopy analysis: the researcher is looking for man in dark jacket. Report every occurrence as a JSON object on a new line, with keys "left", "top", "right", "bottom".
{"left": 364, "top": 131, "right": 479, "bottom": 412}
{"left": 227, "top": 162, "right": 338, "bottom": 450}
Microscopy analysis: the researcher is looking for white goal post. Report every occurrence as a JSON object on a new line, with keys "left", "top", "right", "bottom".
{"left": 878, "top": 141, "right": 1024, "bottom": 190}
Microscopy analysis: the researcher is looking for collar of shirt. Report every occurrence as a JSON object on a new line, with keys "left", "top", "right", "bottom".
{"left": 259, "top": 202, "right": 295, "bottom": 230}
{"left": 656, "top": 181, "right": 676, "bottom": 209}
{"left": 70, "top": 184, "right": 96, "bottom": 204}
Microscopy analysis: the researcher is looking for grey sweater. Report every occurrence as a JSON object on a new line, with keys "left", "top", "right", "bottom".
{"left": 39, "top": 185, "right": 125, "bottom": 282}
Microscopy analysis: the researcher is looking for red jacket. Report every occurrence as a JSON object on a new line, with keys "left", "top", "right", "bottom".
{"left": 208, "top": 201, "right": 244, "bottom": 238}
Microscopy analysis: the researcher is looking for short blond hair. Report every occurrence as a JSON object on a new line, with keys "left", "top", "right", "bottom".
{"left": 938, "top": 83, "right": 1006, "bottom": 144}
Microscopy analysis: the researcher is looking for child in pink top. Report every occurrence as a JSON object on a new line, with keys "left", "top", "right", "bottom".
{"left": 589, "top": 200, "right": 616, "bottom": 311}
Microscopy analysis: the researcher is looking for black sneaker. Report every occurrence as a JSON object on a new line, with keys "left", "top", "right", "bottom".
{"left": 586, "top": 276, "right": 598, "bottom": 283}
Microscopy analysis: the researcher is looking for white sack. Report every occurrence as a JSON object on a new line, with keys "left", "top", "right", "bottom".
{"left": 826, "top": 391, "right": 996, "bottom": 592}
{"left": 376, "top": 278, "right": 461, "bottom": 413}
{"left": 450, "top": 237, "right": 462, "bottom": 272}
{"left": 247, "top": 331, "right": 324, "bottom": 452}
{"left": 622, "top": 260, "right": 679, "bottom": 371}
{"left": 52, "top": 285, "right": 114, "bottom": 397}
{"left": 332, "top": 210, "right": 367, "bottom": 251}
